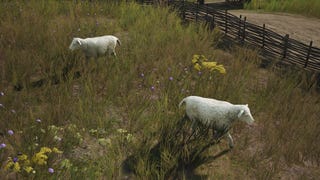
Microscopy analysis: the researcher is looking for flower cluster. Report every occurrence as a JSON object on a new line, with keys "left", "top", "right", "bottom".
{"left": 4, "top": 154, "right": 34, "bottom": 173}
{"left": 4, "top": 147, "right": 63, "bottom": 174}
{"left": 32, "top": 147, "right": 63, "bottom": 165}
{"left": 117, "top": 128, "right": 134, "bottom": 143}
{"left": 192, "top": 54, "right": 226, "bottom": 74}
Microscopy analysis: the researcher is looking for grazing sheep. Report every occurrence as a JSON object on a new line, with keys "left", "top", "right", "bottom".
{"left": 179, "top": 96, "right": 254, "bottom": 148}
{"left": 69, "top": 35, "right": 121, "bottom": 60}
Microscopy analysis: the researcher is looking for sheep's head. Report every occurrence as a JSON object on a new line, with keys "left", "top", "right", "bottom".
{"left": 237, "top": 105, "right": 254, "bottom": 124}
{"left": 69, "top": 38, "right": 82, "bottom": 51}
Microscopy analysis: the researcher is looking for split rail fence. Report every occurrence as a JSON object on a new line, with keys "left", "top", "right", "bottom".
{"left": 167, "top": 1, "right": 320, "bottom": 72}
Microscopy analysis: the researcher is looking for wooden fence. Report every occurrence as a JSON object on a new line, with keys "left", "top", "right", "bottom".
{"left": 168, "top": 1, "right": 320, "bottom": 72}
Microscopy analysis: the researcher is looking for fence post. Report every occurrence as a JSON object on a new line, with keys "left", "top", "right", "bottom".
{"left": 182, "top": 0, "right": 185, "bottom": 20}
{"left": 262, "top": 24, "right": 266, "bottom": 48}
{"left": 225, "top": 10, "right": 228, "bottom": 34}
{"left": 282, "top": 34, "right": 289, "bottom": 59}
{"left": 205, "top": 4, "right": 209, "bottom": 28}
{"left": 196, "top": 2, "right": 199, "bottom": 22}
{"left": 304, "top": 41, "right": 313, "bottom": 68}
{"left": 238, "top": 15, "right": 242, "bottom": 40}
{"left": 210, "top": 13, "right": 215, "bottom": 30}
{"left": 242, "top": 16, "right": 246, "bottom": 43}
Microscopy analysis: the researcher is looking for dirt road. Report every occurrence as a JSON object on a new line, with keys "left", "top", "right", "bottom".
{"left": 229, "top": 10, "right": 320, "bottom": 47}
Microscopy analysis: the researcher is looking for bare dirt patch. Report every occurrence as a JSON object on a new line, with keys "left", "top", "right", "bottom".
{"left": 229, "top": 10, "right": 320, "bottom": 47}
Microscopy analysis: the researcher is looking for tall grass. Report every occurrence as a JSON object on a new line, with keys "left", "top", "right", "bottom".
{"left": 0, "top": 0, "right": 319, "bottom": 179}
{"left": 245, "top": 0, "right": 320, "bottom": 18}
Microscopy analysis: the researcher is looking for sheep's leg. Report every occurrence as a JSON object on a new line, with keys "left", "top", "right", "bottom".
{"left": 186, "top": 120, "right": 197, "bottom": 139}
{"left": 183, "top": 119, "right": 198, "bottom": 143}
{"left": 226, "top": 132, "right": 234, "bottom": 149}
{"left": 191, "top": 120, "right": 197, "bottom": 131}
{"left": 85, "top": 56, "right": 90, "bottom": 63}
{"left": 110, "top": 48, "right": 117, "bottom": 57}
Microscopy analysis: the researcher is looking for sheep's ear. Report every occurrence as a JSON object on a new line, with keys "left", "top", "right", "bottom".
{"left": 245, "top": 104, "right": 248, "bottom": 107}
{"left": 237, "top": 110, "right": 245, "bottom": 118}
{"left": 77, "top": 39, "right": 81, "bottom": 45}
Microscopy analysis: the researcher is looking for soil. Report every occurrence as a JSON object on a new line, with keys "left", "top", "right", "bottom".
{"left": 206, "top": 0, "right": 320, "bottom": 47}
{"left": 228, "top": 10, "right": 320, "bottom": 47}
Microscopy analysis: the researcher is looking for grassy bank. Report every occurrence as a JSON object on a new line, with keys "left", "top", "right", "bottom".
{"left": 0, "top": 0, "right": 319, "bottom": 179}
{"left": 245, "top": 0, "right": 320, "bottom": 18}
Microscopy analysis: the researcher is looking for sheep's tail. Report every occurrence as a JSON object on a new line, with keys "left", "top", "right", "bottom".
{"left": 116, "top": 39, "right": 121, "bottom": 46}
{"left": 179, "top": 98, "right": 187, "bottom": 108}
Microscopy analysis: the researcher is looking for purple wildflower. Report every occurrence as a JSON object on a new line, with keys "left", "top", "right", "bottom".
{"left": 150, "top": 86, "right": 155, "bottom": 91}
{"left": 169, "top": 77, "right": 173, "bottom": 81}
{"left": 48, "top": 168, "right": 54, "bottom": 173}
{"left": 0, "top": 92, "right": 4, "bottom": 96}
{"left": 13, "top": 157, "right": 18, "bottom": 163}
{"left": 0, "top": 103, "right": 4, "bottom": 108}
{"left": 8, "top": 130, "right": 14, "bottom": 136}
{"left": 0, "top": 143, "right": 6, "bottom": 149}
{"left": 198, "top": 71, "right": 202, "bottom": 76}
{"left": 11, "top": 109, "right": 16, "bottom": 113}
{"left": 140, "top": 73, "right": 144, "bottom": 78}
{"left": 36, "top": 118, "right": 41, "bottom": 123}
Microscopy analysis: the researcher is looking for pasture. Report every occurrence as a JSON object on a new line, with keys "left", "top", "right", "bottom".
{"left": 0, "top": 0, "right": 319, "bottom": 179}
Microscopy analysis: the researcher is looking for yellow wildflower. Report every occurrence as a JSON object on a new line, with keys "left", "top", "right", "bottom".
{"left": 194, "top": 63, "right": 202, "bottom": 71}
{"left": 201, "top": 55, "right": 208, "bottom": 61}
{"left": 202, "top": 61, "right": 217, "bottom": 69}
{"left": 40, "top": 147, "right": 52, "bottom": 153}
{"left": 192, "top": 54, "right": 226, "bottom": 74}
{"left": 13, "top": 162, "right": 21, "bottom": 172}
{"left": 215, "top": 64, "right": 226, "bottom": 74}
{"left": 4, "top": 161, "right": 14, "bottom": 170}
{"left": 52, "top": 147, "right": 63, "bottom": 154}
{"left": 24, "top": 166, "right": 34, "bottom": 173}
{"left": 32, "top": 152, "right": 48, "bottom": 165}
{"left": 192, "top": 55, "right": 200, "bottom": 64}
{"left": 18, "top": 154, "right": 28, "bottom": 161}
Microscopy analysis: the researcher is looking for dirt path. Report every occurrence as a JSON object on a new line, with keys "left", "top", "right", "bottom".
{"left": 229, "top": 10, "right": 320, "bottom": 47}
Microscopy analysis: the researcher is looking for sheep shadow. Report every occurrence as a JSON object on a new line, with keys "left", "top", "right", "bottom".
{"left": 13, "top": 59, "right": 81, "bottom": 91}
{"left": 121, "top": 116, "right": 231, "bottom": 179}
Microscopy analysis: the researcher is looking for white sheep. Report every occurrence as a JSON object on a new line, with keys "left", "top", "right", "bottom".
{"left": 179, "top": 96, "right": 254, "bottom": 148}
{"left": 69, "top": 35, "right": 121, "bottom": 60}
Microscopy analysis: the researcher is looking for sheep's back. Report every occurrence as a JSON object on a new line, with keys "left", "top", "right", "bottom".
{"left": 185, "top": 98, "right": 232, "bottom": 128}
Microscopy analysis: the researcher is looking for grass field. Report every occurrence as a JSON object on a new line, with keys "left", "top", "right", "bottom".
{"left": 0, "top": 0, "right": 319, "bottom": 179}
{"left": 245, "top": 0, "right": 320, "bottom": 18}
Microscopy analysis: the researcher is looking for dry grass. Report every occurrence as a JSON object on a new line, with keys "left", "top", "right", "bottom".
{"left": 0, "top": 0, "right": 319, "bottom": 179}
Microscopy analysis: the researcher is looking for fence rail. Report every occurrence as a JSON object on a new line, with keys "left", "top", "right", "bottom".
{"left": 169, "top": 1, "right": 320, "bottom": 72}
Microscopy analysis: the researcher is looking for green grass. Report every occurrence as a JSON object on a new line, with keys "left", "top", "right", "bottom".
{"left": 0, "top": 0, "right": 320, "bottom": 179}
{"left": 245, "top": 0, "right": 320, "bottom": 18}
